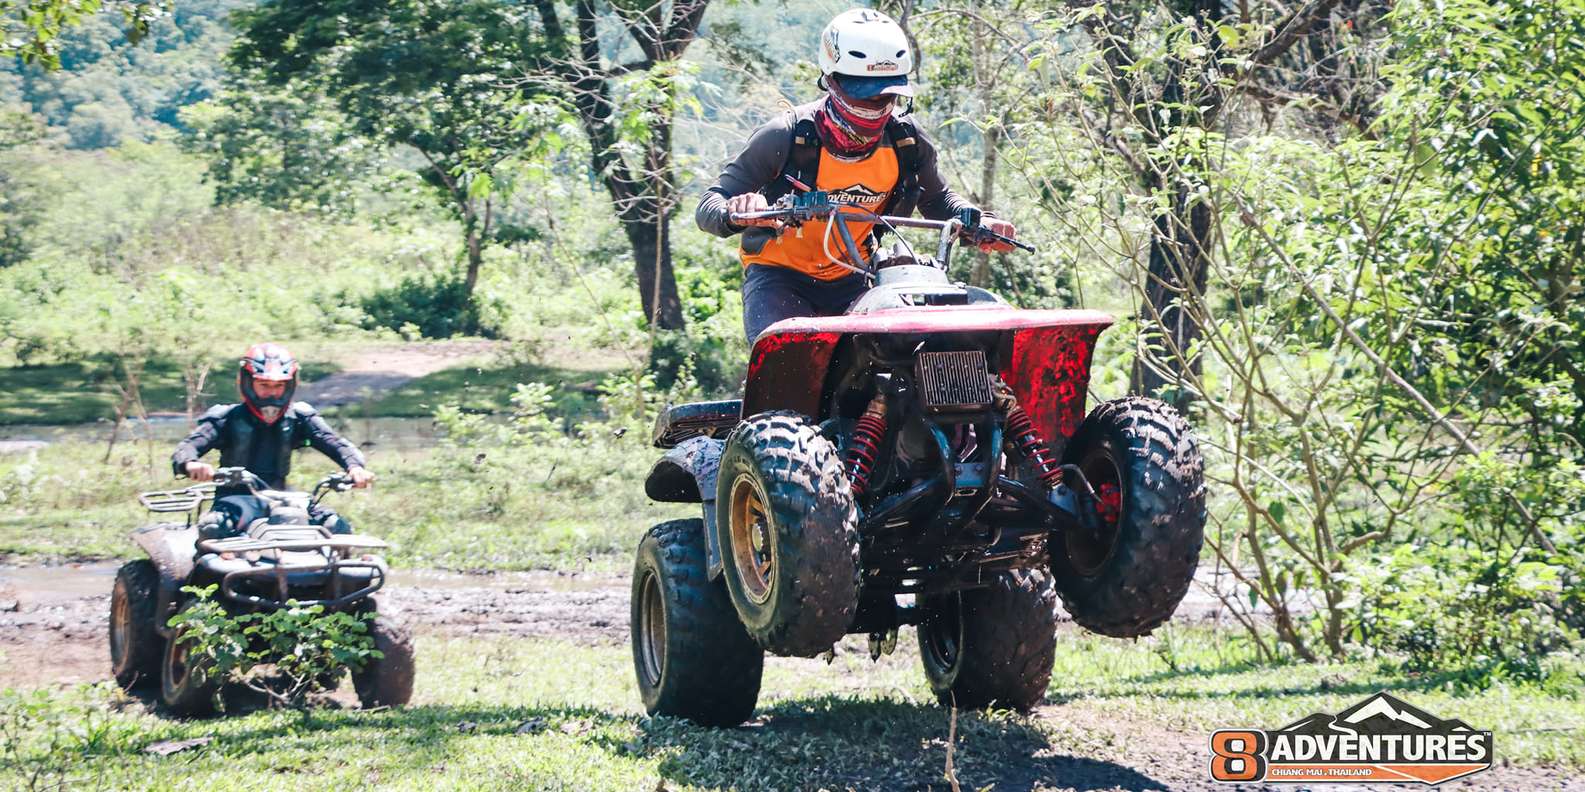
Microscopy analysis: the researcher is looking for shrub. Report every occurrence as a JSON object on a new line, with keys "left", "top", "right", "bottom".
{"left": 168, "top": 585, "right": 380, "bottom": 719}
{"left": 360, "top": 273, "right": 500, "bottom": 339}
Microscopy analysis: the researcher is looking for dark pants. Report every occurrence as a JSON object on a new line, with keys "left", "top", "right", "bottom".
{"left": 742, "top": 264, "right": 869, "bottom": 342}
{"left": 200, "top": 494, "right": 351, "bottom": 540}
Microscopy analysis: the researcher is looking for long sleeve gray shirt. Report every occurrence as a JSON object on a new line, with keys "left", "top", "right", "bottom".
{"left": 695, "top": 100, "right": 977, "bottom": 241}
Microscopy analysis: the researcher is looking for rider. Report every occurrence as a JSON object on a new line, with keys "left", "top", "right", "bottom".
{"left": 171, "top": 343, "right": 374, "bottom": 539}
{"left": 696, "top": 8, "right": 1018, "bottom": 342}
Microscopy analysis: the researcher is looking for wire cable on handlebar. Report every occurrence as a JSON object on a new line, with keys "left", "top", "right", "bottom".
{"left": 819, "top": 205, "right": 922, "bottom": 279}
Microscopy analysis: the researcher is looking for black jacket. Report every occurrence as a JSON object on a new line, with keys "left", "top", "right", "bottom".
{"left": 171, "top": 402, "right": 365, "bottom": 494}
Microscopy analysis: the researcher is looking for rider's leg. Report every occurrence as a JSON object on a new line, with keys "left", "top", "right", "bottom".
{"left": 742, "top": 264, "right": 817, "bottom": 342}
{"left": 309, "top": 505, "right": 352, "bottom": 535}
{"left": 198, "top": 495, "right": 270, "bottom": 540}
{"left": 802, "top": 270, "right": 870, "bottom": 316}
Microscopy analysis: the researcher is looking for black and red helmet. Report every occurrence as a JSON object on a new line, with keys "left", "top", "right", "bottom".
{"left": 238, "top": 342, "right": 299, "bottom": 424}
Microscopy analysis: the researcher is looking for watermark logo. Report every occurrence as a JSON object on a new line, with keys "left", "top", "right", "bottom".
{"left": 1209, "top": 692, "right": 1493, "bottom": 785}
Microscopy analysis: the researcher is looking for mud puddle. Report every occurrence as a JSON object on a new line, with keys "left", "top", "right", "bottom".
{"left": 0, "top": 562, "right": 629, "bottom": 688}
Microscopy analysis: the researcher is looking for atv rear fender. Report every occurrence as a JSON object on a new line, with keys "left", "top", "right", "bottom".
{"left": 131, "top": 523, "right": 198, "bottom": 638}
{"left": 744, "top": 307, "right": 1113, "bottom": 449}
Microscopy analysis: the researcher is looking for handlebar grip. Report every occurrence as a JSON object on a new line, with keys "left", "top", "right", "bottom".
{"left": 729, "top": 210, "right": 789, "bottom": 222}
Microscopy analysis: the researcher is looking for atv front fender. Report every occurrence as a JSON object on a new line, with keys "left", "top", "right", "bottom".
{"left": 132, "top": 523, "right": 197, "bottom": 637}
{"left": 643, "top": 436, "right": 726, "bottom": 579}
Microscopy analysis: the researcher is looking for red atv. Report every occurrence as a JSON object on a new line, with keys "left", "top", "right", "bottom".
{"left": 631, "top": 194, "right": 1204, "bottom": 726}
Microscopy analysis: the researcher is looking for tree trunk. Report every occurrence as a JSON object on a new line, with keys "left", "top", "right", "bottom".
{"left": 463, "top": 223, "right": 483, "bottom": 297}
{"left": 622, "top": 203, "right": 684, "bottom": 330}
{"left": 970, "top": 124, "right": 1001, "bottom": 288}
{"left": 1131, "top": 183, "right": 1211, "bottom": 411}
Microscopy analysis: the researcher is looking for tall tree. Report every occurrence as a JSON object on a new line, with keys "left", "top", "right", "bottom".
{"left": 1068, "top": 1, "right": 1352, "bottom": 406}
{"left": 226, "top": 0, "right": 555, "bottom": 303}
{"left": 530, "top": 0, "right": 711, "bottom": 332}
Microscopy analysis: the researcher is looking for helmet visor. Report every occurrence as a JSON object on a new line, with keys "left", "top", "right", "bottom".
{"left": 832, "top": 73, "right": 913, "bottom": 100}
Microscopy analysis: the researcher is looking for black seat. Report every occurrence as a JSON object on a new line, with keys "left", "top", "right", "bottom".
{"left": 652, "top": 400, "right": 742, "bottom": 448}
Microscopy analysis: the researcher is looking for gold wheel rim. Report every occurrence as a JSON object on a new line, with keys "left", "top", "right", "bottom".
{"left": 109, "top": 583, "right": 130, "bottom": 667}
{"left": 166, "top": 635, "right": 192, "bottom": 692}
{"left": 728, "top": 474, "right": 775, "bottom": 604}
{"left": 638, "top": 571, "right": 666, "bottom": 687}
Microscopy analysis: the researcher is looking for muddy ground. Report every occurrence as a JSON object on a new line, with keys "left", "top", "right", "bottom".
{"left": 0, "top": 563, "right": 1574, "bottom": 792}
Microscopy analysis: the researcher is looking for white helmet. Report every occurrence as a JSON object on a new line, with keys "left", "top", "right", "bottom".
{"left": 818, "top": 8, "right": 914, "bottom": 99}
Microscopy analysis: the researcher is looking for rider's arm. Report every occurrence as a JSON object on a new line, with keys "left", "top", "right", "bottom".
{"left": 911, "top": 126, "right": 982, "bottom": 222}
{"left": 696, "top": 113, "right": 797, "bottom": 238}
{"left": 170, "top": 405, "right": 227, "bottom": 478}
{"left": 295, "top": 404, "right": 367, "bottom": 472}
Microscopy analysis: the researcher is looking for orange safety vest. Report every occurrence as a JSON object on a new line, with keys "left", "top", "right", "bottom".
{"left": 740, "top": 145, "right": 900, "bottom": 281}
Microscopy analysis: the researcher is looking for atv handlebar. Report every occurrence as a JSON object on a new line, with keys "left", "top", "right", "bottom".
{"left": 728, "top": 196, "right": 1035, "bottom": 273}
{"left": 205, "top": 466, "right": 352, "bottom": 507}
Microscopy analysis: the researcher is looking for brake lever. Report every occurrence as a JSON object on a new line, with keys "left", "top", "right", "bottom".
{"left": 963, "top": 225, "right": 1036, "bottom": 253}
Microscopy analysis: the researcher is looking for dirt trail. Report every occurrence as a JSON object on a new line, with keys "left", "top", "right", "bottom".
{"left": 295, "top": 341, "right": 501, "bottom": 408}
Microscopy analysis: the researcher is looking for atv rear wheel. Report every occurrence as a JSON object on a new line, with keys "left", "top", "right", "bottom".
{"left": 161, "top": 602, "right": 220, "bottom": 716}
{"left": 632, "top": 519, "right": 763, "bottom": 727}
{"left": 715, "top": 411, "right": 860, "bottom": 657}
{"left": 110, "top": 560, "right": 163, "bottom": 690}
{"left": 1054, "top": 397, "right": 1205, "bottom": 637}
{"left": 352, "top": 600, "right": 415, "bottom": 708}
{"left": 918, "top": 569, "right": 1058, "bottom": 711}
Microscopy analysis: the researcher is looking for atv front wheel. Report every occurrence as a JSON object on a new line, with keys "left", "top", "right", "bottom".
{"left": 352, "top": 601, "right": 415, "bottom": 708}
{"left": 110, "top": 560, "right": 163, "bottom": 690}
{"left": 161, "top": 602, "right": 220, "bottom": 716}
{"left": 918, "top": 569, "right": 1058, "bottom": 711}
{"left": 1053, "top": 397, "right": 1205, "bottom": 637}
{"left": 632, "top": 519, "right": 763, "bottom": 727}
{"left": 715, "top": 411, "right": 860, "bottom": 657}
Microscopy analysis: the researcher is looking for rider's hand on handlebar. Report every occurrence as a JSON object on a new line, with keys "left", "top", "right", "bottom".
{"left": 975, "top": 218, "right": 1018, "bottom": 253}
{"left": 347, "top": 466, "right": 375, "bottom": 489}
{"left": 184, "top": 461, "right": 216, "bottom": 482}
{"left": 726, "top": 193, "right": 783, "bottom": 229}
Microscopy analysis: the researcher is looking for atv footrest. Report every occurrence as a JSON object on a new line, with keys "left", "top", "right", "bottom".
{"left": 652, "top": 400, "right": 742, "bottom": 448}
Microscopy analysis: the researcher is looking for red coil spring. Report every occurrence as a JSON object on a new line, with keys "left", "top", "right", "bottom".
{"left": 1005, "top": 403, "right": 1064, "bottom": 488}
{"left": 845, "top": 405, "right": 887, "bottom": 497}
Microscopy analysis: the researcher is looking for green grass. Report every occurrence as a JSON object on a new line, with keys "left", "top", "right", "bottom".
{"left": 0, "top": 357, "right": 344, "bottom": 426}
{"left": 0, "top": 428, "right": 687, "bottom": 571}
{"left": 3, "top": 629, "right": 1581, "bottom": 791}
{"left": 342, "top": 359, "right": 610, "bottom": 421}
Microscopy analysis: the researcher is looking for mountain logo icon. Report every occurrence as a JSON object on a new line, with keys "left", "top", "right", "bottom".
{"left": 1209, "top": 692, "right": 1493, "bottom": 785}
{"left": 827, "top": 183, "right": 889, "bottom": 209}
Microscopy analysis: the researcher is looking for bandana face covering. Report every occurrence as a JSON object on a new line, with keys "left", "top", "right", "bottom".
{"left": 817, "top": 82, "right": 894, "bottom": 156}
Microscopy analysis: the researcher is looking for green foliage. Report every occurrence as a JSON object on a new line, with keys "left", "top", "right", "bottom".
{"left": 221, "top": 0, "right": 560, "bottom": 299}
{"left": 180, "top": 73, "right": 388, "bottom": 216}
{"left": 1358, "top": 542, "right": 1581, "bottom": 689}
{"left": 168, "top": 584, "right": 380, "bottom": 716}
{"left": 1, "top": 1, "right": 242, "bottom": 145}
{"left": 0, "top": 0, "right": 167, "bottom": 70}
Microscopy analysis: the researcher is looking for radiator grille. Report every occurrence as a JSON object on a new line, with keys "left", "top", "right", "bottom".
{"left": 916, "top": 350, "right": 993, "bottom": 410}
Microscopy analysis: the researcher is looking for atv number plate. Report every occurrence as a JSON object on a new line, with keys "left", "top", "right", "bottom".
{"left": 916, "top": 350, "right": 994, "bottom": 411}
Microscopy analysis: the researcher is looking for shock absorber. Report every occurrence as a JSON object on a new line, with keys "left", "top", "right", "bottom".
{"left": 845, "top": 396, "right": 888, "bottom": 497}
{"left": 992, "top": 379, "right": 1064, "bottom": 488}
